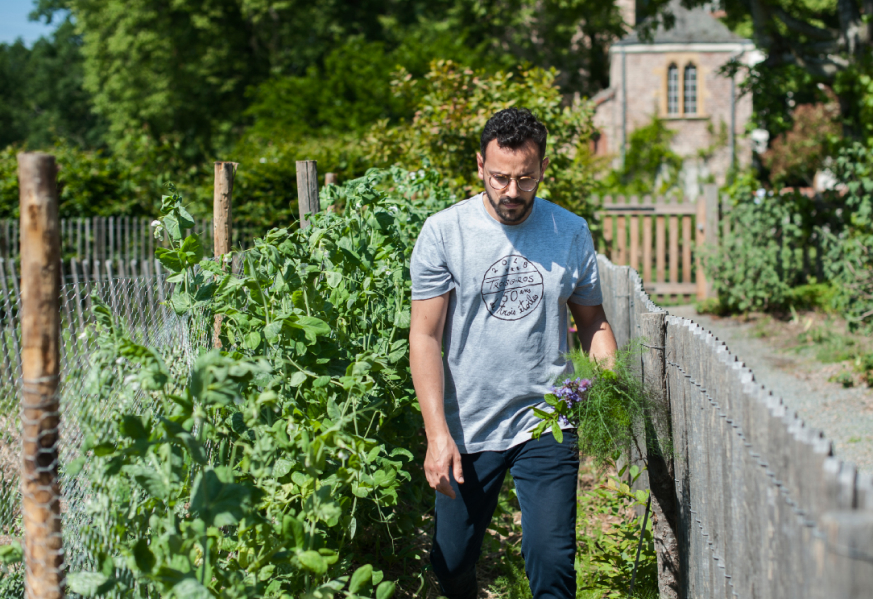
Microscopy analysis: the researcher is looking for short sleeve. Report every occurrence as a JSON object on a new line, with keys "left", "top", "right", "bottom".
{"left": 569, "top": 224, "right": 603, "bottom": 306}
{"left": 410, "top": 218, "right": 454, "bottom": 300}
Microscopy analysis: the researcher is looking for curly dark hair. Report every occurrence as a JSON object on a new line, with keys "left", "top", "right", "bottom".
{"left": 480, "top": 108, "right": 548, "bottom": 161}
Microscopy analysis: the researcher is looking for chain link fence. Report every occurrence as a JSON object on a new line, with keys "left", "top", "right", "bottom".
{"left": 1, "top": 267, "right": 214, "bottom": 597}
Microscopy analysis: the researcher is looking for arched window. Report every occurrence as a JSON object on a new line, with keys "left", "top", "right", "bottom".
{"left": 667, "top": 64, "right": 679, "bottom": 115}
{"left": 683, "top": 64, "right": 697, "bottom": 114}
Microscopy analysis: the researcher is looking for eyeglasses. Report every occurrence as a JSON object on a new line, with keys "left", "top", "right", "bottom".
{"left": 488, "top": 171, "right": 541, "bottom": 193}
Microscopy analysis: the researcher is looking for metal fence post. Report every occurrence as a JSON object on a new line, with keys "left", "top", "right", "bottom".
{"left": 18, "top": 152, "right": 64, "bottom": 599}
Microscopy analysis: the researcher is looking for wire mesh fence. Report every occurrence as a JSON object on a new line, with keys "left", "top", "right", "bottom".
{"left": 0, "top": 267, "right": 216, "bottom": 598}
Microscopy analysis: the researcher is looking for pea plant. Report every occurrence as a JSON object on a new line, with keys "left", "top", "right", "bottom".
{"left": 67, "top": 167, "right": 454, "bottom": 597}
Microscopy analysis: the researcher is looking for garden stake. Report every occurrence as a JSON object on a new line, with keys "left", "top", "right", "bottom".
{"left": 628, "top": 492, "right": 652, "bottom": 596}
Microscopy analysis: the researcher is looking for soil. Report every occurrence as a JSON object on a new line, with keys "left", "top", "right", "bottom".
{"left": 669, "top": 305, "right": 873, "bottom": 473}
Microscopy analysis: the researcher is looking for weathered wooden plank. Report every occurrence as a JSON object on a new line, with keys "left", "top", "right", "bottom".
{"left": 602, "top": 195, "right": 613, "bottom": 258}
{"left": 629, "top": 195, "right": 639, "bottom": 272}
{"left": 600, "top": 204, "right": 698, "bottom": 215}
{"left": 669, "top": 211, "right": 679, "bottom": 287}
{"left": 617, "top": 196, "right": 627, "bottom": 265}
{"left": 681, "top": 215, "right": 692, "bottom": 284}
{"left": 642, "top": 195, "right": 653, "bottom": 284}
{"left": 821, "top": 511, "right": 873, "bottom": 598}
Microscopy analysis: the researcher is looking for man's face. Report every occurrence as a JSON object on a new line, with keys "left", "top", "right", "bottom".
{"left": 477, "top": 139, "right": 549, "bottom": 225}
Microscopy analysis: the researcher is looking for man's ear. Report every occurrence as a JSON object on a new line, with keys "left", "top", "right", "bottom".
{"left": 541, "top": 156, "right": 550, "bottom": 176}
{"left": 476, "top": 152, "right": 485, "bottom": 180}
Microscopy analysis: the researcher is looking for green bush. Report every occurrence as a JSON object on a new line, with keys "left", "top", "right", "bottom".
{"left": 822, "top": 143, "right": 873, "bottom": 332}
{"left": 703, "top": 173, "right": 843, "bottom": 314}
{"left": 65, "top": 167, "right": 453, "bottom": 596}
{"left": 601, "top": 115, "right": 683, "bottom": 196}
{"left": 365, "top": 61, "right": 599, "bottom": 222}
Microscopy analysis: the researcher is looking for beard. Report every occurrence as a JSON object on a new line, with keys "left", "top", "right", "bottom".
{"left": 484, "top": 187, "right": 535, "bottom": 223}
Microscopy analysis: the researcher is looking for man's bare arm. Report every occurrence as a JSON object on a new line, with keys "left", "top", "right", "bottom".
{"left": 410, "top": 293, "right": 464, "bottom": 499}
{"left": 568, "top": 302, "right": 618, "bottom": 364}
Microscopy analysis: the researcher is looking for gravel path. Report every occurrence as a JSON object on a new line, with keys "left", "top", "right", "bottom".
{"left": 669, "top": 305, "right": 873, "bottom": 473}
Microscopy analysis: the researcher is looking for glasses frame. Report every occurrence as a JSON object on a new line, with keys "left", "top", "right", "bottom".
{"left": 486, "top": 167, "right": 543, "bottom": 193}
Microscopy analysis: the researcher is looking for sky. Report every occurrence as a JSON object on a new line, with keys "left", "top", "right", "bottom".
{"left": 0, "top": 0, "right": 60, "bottom": 46}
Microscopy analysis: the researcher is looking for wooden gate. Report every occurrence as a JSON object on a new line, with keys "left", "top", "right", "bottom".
{"left": 595, "top": 184, "right": 719, "bottom": 301}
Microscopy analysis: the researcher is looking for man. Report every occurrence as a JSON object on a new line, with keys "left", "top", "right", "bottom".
{"left": 409, "top": 107, "right": 617, "bottom": 599}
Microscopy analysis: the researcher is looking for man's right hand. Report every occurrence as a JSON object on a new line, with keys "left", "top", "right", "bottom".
{"left": 425, "top": 433, "right": 464, "bottom": 499}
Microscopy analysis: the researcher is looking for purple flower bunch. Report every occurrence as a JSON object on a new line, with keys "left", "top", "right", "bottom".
{"left": 550, "top": 377, "right": 594, "bottom": 425}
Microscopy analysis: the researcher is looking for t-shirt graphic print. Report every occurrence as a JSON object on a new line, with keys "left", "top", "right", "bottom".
{"left": 481, "top": 255, "right": 544, "bottom": 320}
{"left": 410, "top": 193, "right": 602, "bottom": 453}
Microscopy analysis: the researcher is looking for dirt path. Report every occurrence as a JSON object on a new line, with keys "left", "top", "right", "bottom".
{"left": 670, "top": 305, "right": 873, "bottom": 473}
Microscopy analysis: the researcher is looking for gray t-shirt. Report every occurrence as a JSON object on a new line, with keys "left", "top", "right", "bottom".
{"left": 410, "top": 193, "right": 602, "bottom": 453}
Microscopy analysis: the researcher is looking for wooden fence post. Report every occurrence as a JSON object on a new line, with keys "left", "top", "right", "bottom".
{"left": 324, "top": 172, "right": 337, "bottom": 186}
{"left": 213, "top": 162, "right": 236, "bottom": 348}
{"left": 821, "top": 511, "right": 873, "bottom": 597}
{"left": 296, "top": 160, "right": 319, "bottom": 230}
{"left": 641, "top": 311, "right": 680, "bottom": 599}
{"left": 18, "top": 153, "right": 64, "bottom": 599}
{"left": 214, "top": 162, "right": 236, "bottom": 259}
{"left": 696, "top": 184, "right": 718, "bottom": 300}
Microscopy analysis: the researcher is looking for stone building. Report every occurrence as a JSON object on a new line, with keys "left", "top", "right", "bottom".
{"left": 592, "top": 1, "right": 758, "bottom": 195}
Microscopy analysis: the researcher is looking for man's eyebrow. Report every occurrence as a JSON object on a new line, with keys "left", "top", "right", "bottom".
{"left": 491, "top": 170, "right": 538, "bottom": 177}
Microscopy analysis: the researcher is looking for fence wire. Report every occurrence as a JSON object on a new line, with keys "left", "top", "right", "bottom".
{"left": 0, "top": 268, "right": 215, "bottom": 598}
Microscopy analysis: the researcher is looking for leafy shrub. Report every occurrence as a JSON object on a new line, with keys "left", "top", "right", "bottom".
{"left": 762, "top": 100, "right": 841, "bottom": 188}
{"left": 822, "top": 143, "right": 873, "bottom": 331}
{"left": 67, "top": 167, "right": 454, "bottom": 596}
{"left": 601, "top": 115, "right": 683, "bottom": 196}
{"left": 365, "top": 61, "right": 599, "bottom": 222}
{"left": 704, "top": 173, "right": 842, "bottom": 313}
{"left": 0, "top": 135, "right": 198, "bottom": 220}
{"left": 784, "top": 283, "right": 837, "bottom": 312}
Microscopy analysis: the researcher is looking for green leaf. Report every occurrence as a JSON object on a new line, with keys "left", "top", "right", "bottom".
{"left": 0, "top": 541, "right": 23, "bottom": 565}
{"left": 122, "top": 464, "right": 168, "bottom": 499}
{"left": 169, "top": 291, "right": 192, "bottom": 314}
{"left": 287, "top": 315, "right": 332, "bottom": 343}
{"left": 155, "top": 247, "right": 184, "bottom": 273}
{"left": 180, "top": 234, "right": 204, "bottom": 265}
{"left": 298, "top": 550, "right": 327, "bottom": 574}
{"left": 67, "top": 572, "right": 113, "bottom": 597}
{"left": 551, "top": 421, "right": 564, "bottom": 444}
{"left": 288, "top": 371, "right": 308, "bottom": 386}
{"left": 119, "top": 415, "right": 148, "bottom": 440}
{"left": 189, "top": 469, "right": 252, "bottom": 527}
{"left": 376, "top": 580, "right": 396, "bottom": 599}
{"left": 349, "top": 564, "right": 373, "bottom": 593}
{"left": 170, "top": 578, "right": 212, "bottom": 599}
{"left": 283, "top": 514, "right": 305, "bottom": 549}
{"left": 273, "top": 458, "right": 292, "bottom": 478}
{"left": 163, "top": 215, "right": 182, "bottom": 242}
{"left": 264, "top": 321, "right": 283, "bottom": 342}
{"left": 132, "top": 538, "right": 155, "bottom": 573}
{"left": 176, "top": 206, "right": 196, "bottom": 230}
{"left": 324, "top": 270, "right": 343, "bottom": 288}
{"left": 244, "top": 331, "right": 262, "bottom": 350}
{"left": 392, "top": 309, "right": 411, "bottom": 328}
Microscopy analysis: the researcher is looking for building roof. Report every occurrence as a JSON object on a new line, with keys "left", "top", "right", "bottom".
{"left": 615, "top": 0, "right": 748, "bottom": 45}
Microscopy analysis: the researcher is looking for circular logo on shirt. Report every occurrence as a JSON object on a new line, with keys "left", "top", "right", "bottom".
{"left": 481, "top": 255, "right": 544, "bottom": 321}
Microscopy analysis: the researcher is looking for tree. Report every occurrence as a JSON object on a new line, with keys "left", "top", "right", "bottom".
{"left": 364, "top": 61, "right": 599, "bottom": 219}
{"left": 0, "top": 15, "right": 101, "bottom": 149}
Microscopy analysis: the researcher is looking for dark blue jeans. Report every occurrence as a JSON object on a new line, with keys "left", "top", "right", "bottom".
{"left": 430, "top": 431, "right": 579, "bottom": 599}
